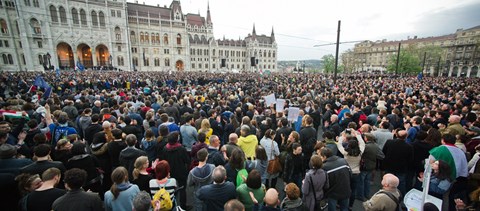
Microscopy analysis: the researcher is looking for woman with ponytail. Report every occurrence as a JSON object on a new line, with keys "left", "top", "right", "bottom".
{"left": 104, "top": 166, "right": 140, "bottom": 211}
{"left": 132, "top": 156, "right": 153, "bottom": 193}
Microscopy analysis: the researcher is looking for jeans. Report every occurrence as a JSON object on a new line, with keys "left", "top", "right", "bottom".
{"left": 349, "top": 173, "right": 360, "bottom": 207}
{"left": 265, "top": 177, "right": 278, "bottom": 189}
{"left": 327, "top": 198, "right": 349, "bottom": 211}
{"left": 291, "top": 173, "right": 303, "bottom": 193}
{"left": 357, "top": 170, "right": 372, "bottom": 199}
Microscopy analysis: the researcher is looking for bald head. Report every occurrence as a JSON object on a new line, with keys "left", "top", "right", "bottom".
{"left": 381, "top": 173, "right": 399, "bottom": 190}
{"left": 449, "top": 115, "right": 461, "bottom": 123}
{"left": 264, "top": 188, "right": 279, "bottom": 207}
{"left": 396, "top": 130, "right": 407, "bottom": 140}
{"left": 229, "top": 133, "right": 238, "bottom": 144}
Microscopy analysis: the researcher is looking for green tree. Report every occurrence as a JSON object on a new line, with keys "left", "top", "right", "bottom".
{"left": 321, "top": 54, "right": 335, "bottom": 74}
{"left": 386, "top": 50, "right": 422, "bottom": 74}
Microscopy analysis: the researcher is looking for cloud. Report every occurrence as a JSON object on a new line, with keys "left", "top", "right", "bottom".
{"left": 379, "top": 1, "right": 480, "bottom": 40}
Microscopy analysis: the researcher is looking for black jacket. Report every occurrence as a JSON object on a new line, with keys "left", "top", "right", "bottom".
{"left": 119, "top": 146, "right": 147, "bottom": 181}
{"left": 382, "top": 138, "right": 414, "bottom": 173}
{"left": 159, "top": 144, "right": 190, "bottom": 185}
{"left": 322, "top": 156, "right": 351, "bottom": 200}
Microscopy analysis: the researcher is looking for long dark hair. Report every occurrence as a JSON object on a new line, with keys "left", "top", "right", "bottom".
{"left": 434, "top": 160, "right": 451, "bottom": 181}
{"left": 110, "top": 167, "right": 129, "bottom": 200}
{"left": 346, "top": 138, "right": 361, "bottom": 157}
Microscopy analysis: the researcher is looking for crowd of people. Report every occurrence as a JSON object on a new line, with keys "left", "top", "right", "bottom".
{"left": 1, "top": 70, "right": 480, "bottom": 211}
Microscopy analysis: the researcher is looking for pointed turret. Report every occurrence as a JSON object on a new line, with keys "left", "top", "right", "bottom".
{"left": 206, "top": 1, "right": 212, "bottom": 25}
{"left": 252, "top": 23, "right": 257, "bottom": 40}
{"left": 271, "top": 26, "right": 275, "bottom": 42}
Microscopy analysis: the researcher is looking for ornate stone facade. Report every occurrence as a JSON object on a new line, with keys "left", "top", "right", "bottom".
{"left": 0, "top": 0, "right": 277, "bottom": 72}
{"left": 345, "top": 25, "right": 480, "bottom": 77}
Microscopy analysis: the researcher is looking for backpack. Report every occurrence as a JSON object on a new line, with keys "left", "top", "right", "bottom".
{"left": 236, "top": 168, "right": 248, "bottom": 187}
{"left": 51, "top": 124, "right": 70, "bottom": 145}
{"left": 380, "top": 191, "right": 401, "bottom": 211}
{"left": 152, "top": 187, "right": 173, "bottom": 211}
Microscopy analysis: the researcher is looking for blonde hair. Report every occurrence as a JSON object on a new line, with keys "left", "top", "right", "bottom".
{"left": 200, "top": 119, "right": 211, "bottom": 131}
{"left": 132, "top": 156, "right": 148, "bottom": 180}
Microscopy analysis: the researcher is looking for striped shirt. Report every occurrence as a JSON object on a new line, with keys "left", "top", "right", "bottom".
{"left": 149, "top": 178, "right": 177, "bottom": 201}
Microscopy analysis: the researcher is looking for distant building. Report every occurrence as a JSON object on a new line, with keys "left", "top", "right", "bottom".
{"left": 345, "top": 25, "right": 480, "bottom": 77}
{"left": 0, "top": 0, "right": 277, "bottom": 72}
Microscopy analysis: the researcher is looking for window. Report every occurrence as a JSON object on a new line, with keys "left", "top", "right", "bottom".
{"left": 145, "top": 32, "right": 149, "bottom": 43}
{"left": 91, "top": 11, "right": 98, "bottom": 26}
{"left": 117, "top": 11, "right": 121, "bottom": 18}
{"left": 3, "top": 54, "right": 8, "bottom": 64}
{"left": 130, "top": 31, "right": 136, "bottom": 43}
{"left": 33, "top": 0, "right": 39, "bottom": 7}
{"left": 213, "top": 64, "right": 215, "bottom": 69}
{"left": 37, "top": 41, "right": 42, "bottom": 48}
{"left": 117, "top": 46, "right": 121, "bottom": 51}
{"left": 4, "top": 40, "right": 9, "bottom": 47}
{"left": 117, "top": 56, "right": 124, "bottom": 66}
{"left": 199, "top": 63, "right": 202, "bottom": 68}
{"left": 0, "top": 41, "right": 3, "bottom": 47}
{"left": 72, "top": 8, "right": 79, "bottom": 24}
{"left": 144, "top": 58, "right": 149, "bottom": 66}
{"left": 151, "top": 33, "right": 155, "bottom": 44}
{"left": 140, "top": 32, "right": 144, "bottom": 43}
{"left": 155, "top": 33, "right": 160, "bottom": 44}
{"left": 7, "top": 54, "right": 13, "bottom": 64}
{"left": 132, "top": 57, "right": 138, "bottom": 67}
{"left": 176, "top": 34, "right": 181, "bottom": 45}
{"left": 163, "top": 34, "right": 168, "bottom": 45}
{"left": 165, "top": 58, "right": 170, "bottom": 66}
{"left": 38, "top": 54, "right": 44, "bottom": 64}
{"left": 50, "top": 6, "right": 58, "bottom": 22}
{"left": 212, "top": 49, "right": 215, "bottom": 56}
{"left": 115, "top": 27, "right": 121, "bottom": 40}
{"left": 21, "top": 54, "right": 25, "bottom": 64}
{"left": 131, "top": 47, "right": 137, "bottom": 53}
{"left": 164, "top": 49, "right": 169, "bottom": 54}
{"left": 80, "top": 9, "right": 87, "bottom": 26}
{"left": 154, "top": 58, "right": 160, "bottom": 66}
{"left": 99, "top": 11, "right": 105, "bottom": 27}
{"left": 59, "top": 7, "right": 67, "bottom": 24}
{"left": 30, "top": 18, "right": 41, "bottom": 34}
{"left": 24, "top": 0, "right": 30, "bottom": 6}
{"left": 177, "top": 49, "right": 181, "bottom": 55}
{"left": 205, "top": 64, "right": 208, "bottom": 69}
{"left": 111, "top": 10, "right": 116, "bottom": 17}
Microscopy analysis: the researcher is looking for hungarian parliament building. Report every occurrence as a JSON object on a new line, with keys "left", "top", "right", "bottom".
{"left": 0, "top": 0, "right": 277, "bottom": 72}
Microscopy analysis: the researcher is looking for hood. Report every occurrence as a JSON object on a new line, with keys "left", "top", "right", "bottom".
{"left": 79, "top": 116, "right": 91, "bottom": 125}
{"left": 166, "top": 143, "right": 182, "bottom": 150}
{"left": 191, "top": 163, "right": 215, "bottom": 181}
{"left": 241, "top": 135, "right": 257, "bottom": 143}
{"left": 282, "top": 198, "right": 303, "bottom": 209}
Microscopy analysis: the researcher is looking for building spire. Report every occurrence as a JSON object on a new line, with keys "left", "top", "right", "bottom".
{"left": 271, "top": 26, "right": 275, "bottom": 42}
{"left": 206, "top": 1, "right": 212, "bottom": 25}
{"left": 252, "top": 23, "right": 257, "bottom": 40}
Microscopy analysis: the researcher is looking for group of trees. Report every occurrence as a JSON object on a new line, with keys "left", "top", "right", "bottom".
{"left": 321, "top": 44, "right": 444, "bottom": 74}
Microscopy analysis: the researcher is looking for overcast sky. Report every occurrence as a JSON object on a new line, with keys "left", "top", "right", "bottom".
{"left": 130, "top": 0, "right": 480, "bottom": 61}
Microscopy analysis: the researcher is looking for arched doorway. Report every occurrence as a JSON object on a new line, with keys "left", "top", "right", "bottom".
{"left": 461, "top": 66, "right": 468, "bottom": 77}
{"left": 95, "top": 44, "right": 109, "bottom": 66}
{"left": 471, "top": 66, "right": 479, "bottom": 78}
{"left": 56, "top": 42, "right": 74, "bottom": 69}
{"left": 175, "top": 60, "right": 184, "bottom": 71}
{"left": 77, "top": 44, "right": 92, "bottom": 68}
{"left": 451, "top": 66, "right": 458, "bottom": 77}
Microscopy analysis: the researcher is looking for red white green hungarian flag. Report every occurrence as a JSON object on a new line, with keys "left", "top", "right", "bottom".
{"left": 0, "top": 110, "right": 29, "bottom": 119}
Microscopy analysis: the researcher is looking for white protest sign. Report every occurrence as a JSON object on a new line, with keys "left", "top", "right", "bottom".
{"left": 276, "top": 99, "right": 286, "bottom": 112}
{"left": 287, "top": 107, "right": 300, "bottom": 122}
{"left": 264, "top": 94, "right": 276, "bottom": 107}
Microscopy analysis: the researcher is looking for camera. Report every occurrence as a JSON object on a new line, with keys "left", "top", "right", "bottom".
{"left": 345, "top": 129, "right": 352, "bottom": 134}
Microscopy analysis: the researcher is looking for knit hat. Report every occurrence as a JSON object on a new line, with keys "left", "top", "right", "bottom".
{"left": 0, "top": 144, "right": 17, "bottom": 159}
